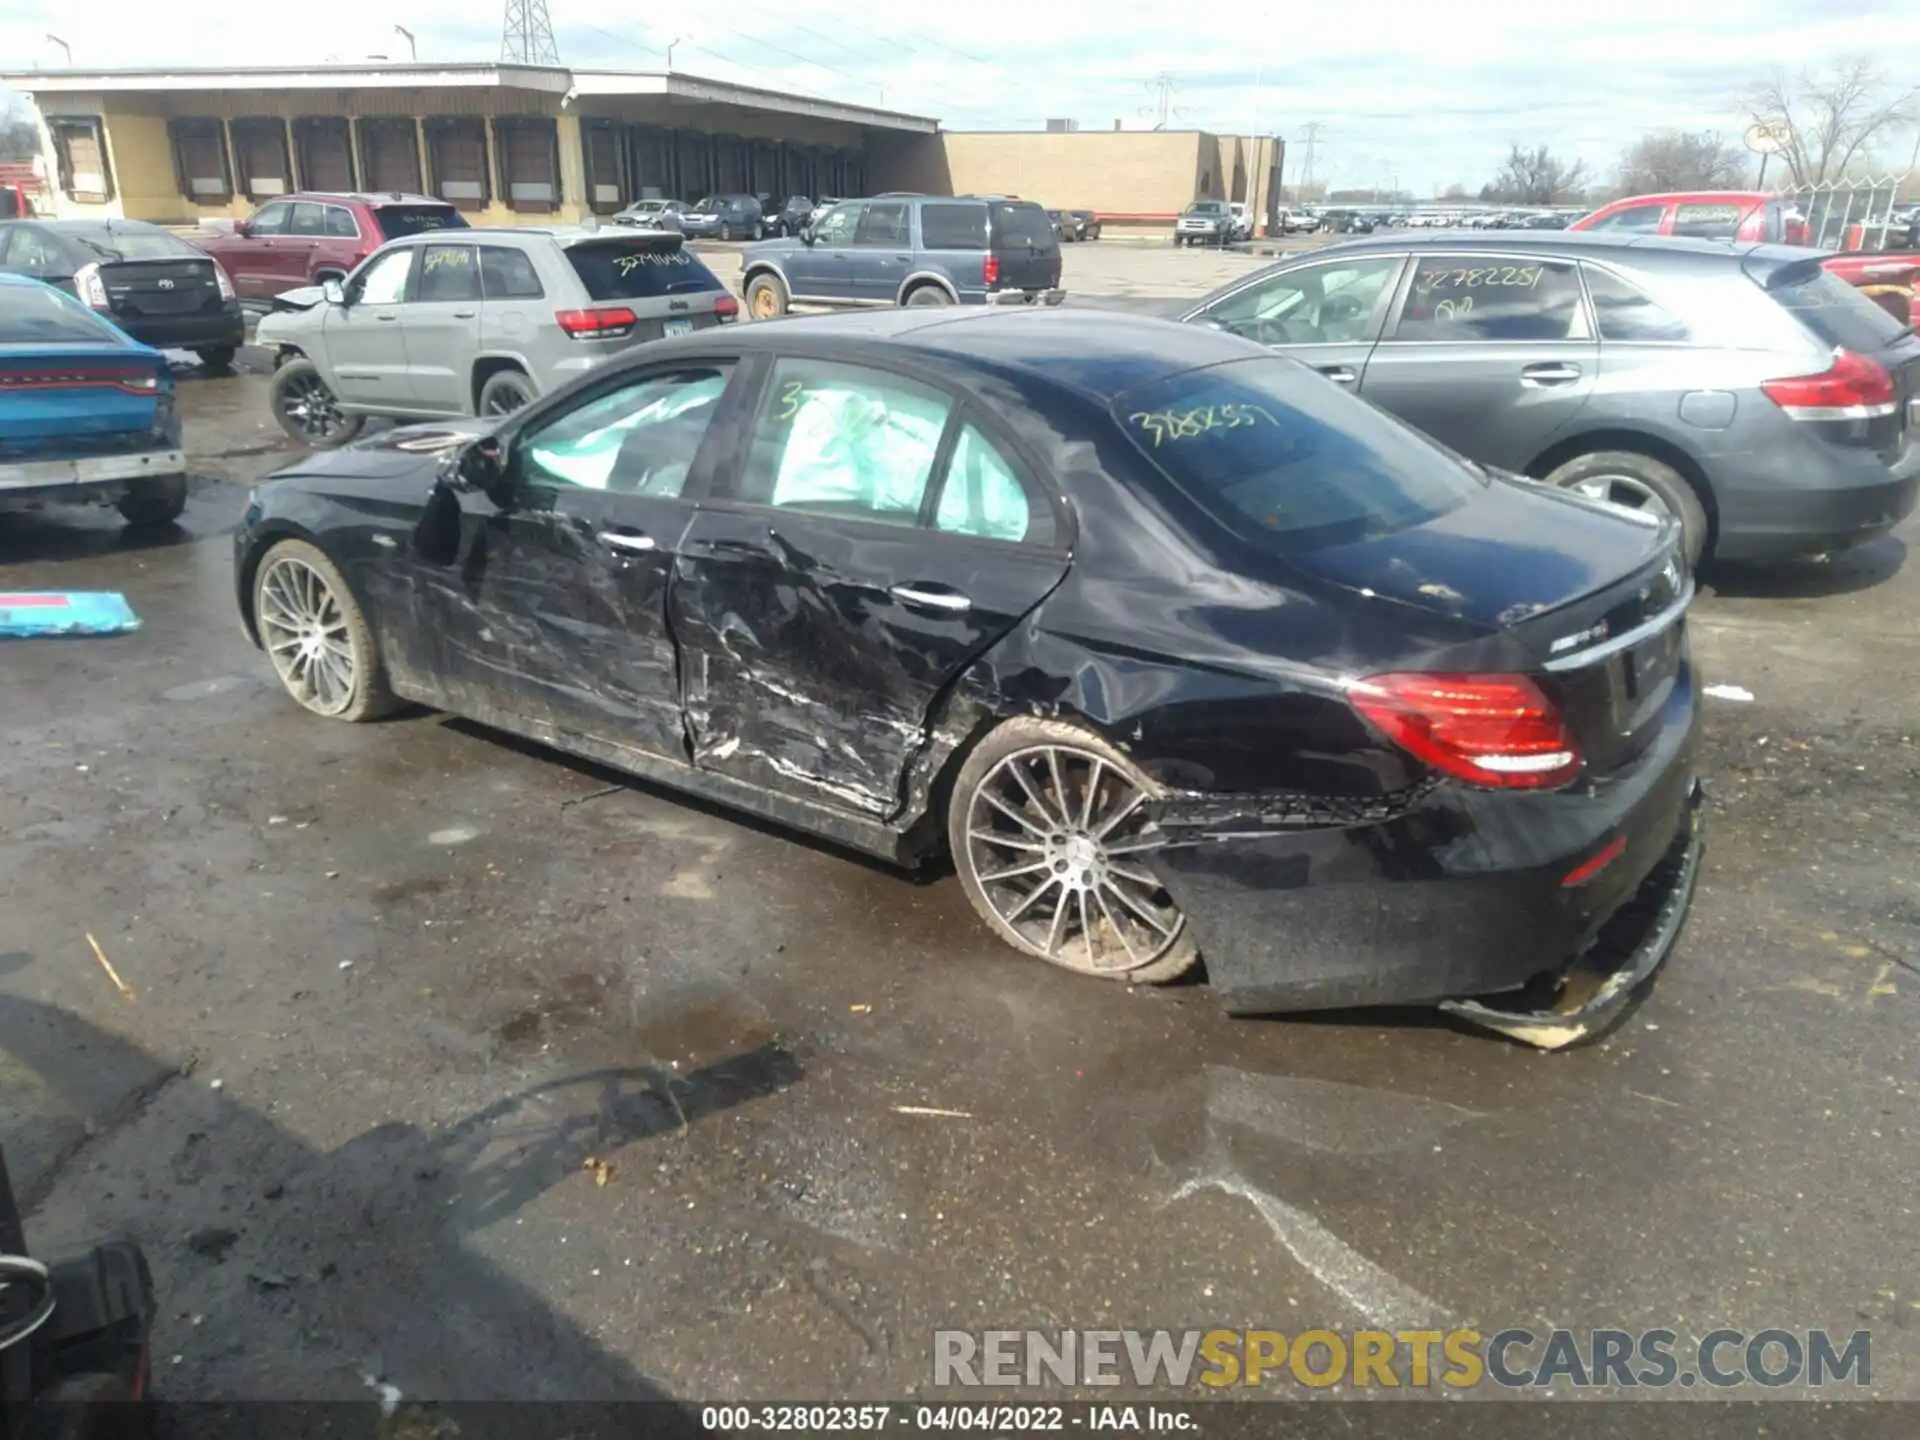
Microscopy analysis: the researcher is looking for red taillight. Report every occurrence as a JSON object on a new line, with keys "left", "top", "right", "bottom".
{"left": 1561, "top": 833, "right": 1627, "bottom": 888}
{"left": 983, "top": 254, "right": 1000, "bottom": 287}
{"left": 1349, "top": 672, "right": 1582, "bottom": 790}
{"left": 1760, "top": 348, "right": 1896, "bottom": 421}
{"left": 713, "top": 294, "right": 739, "bottom": 323}
{"left": 555, "top": 306, "right": 639, "bottom": 338}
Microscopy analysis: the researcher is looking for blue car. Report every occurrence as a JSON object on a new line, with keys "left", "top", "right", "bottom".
{"left": 0, "top": 271, "right": 186, "bottom": 527}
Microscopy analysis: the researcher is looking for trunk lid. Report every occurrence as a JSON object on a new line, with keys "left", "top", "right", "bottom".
{"left": 98, "top": 256, "right": 224, "bottom": 322}
{"left": 1296, "top": 477, "right": 1687, "bottom": 775}
{"left": 987, "top": 201, "right": 1061, "bottom": 290}
{"left": 0, "top": 343, "right": 167, "bottom": 459}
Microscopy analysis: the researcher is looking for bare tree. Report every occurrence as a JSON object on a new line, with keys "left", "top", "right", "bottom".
{"left": 1484, "top": 144, "right": 1590, "bottom": 205}
{"left": 1615, "top": 130, "right": 1747, "bottom": 195}
{"left": 1741, "top": 57, "right": 1916, "bottom": 186}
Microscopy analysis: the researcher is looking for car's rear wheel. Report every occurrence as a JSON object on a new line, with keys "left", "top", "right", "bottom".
{"left": 1542, "top": 449, "right": 1709, "bottom": 566}
{"left": 194, "top": 345, "right": 237, "bottom": 373}
{"left": 745, "top": 272, "right": 789, "bottom": 320}
{"left": 904, "top": 284, "right": 953, "bottom": 307}
{"left": 949, "top": 718, "right": 1199, "bottom": 984}
{"left": 478, "top": 369, "right": 537, "bottom": 416}
{"left": 116, "top": 474, "right": 187, "bottom": 528}
{"left": 253, "top": 539, "right": 395, "bottom": 722}
{"left": 270, "top": 358, "right": 364, "bottom": 448}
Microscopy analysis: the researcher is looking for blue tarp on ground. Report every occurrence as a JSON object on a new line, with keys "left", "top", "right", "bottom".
{"left": 0, "top": 592, "right": 141, "bottom": 637}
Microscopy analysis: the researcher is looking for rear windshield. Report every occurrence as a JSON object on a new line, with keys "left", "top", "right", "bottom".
{"left": 989, "top": 202, "right": 1058, "bottom": 251}
{"left": 373, "top": 205, "right": 468, "bottom": 240}
{"left": 1770, "top": 265, "right": 1907, "bottom": 353}
{"left": 564, "top": 239, "right": 723, "bottom": 301}
{"left": 1114, "top": 358, "right": 1477, "bottom": 553}
{"left": 57, "top": 227, "right": 201, "bottom": 263}
{"left": 0, "top": 283, "right": 123, "bottom": 344}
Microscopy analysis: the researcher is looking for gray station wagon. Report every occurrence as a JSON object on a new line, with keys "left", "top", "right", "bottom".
{"left": 1180, "top": 231, "right": 1920, "bottom": 563}
{"left": 258, "top": 226, "right": 737, "bottom": 446}
{"left": 740, "top": 195, "right": 1064, "bottom": 318}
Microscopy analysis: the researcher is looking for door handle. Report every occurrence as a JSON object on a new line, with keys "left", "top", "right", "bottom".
{"left": 375, "top": 312, "right": 399, "bottom": 321}
{"left": 1318, "top": 365, "right": 1358, "bottom": 384}
{"left": 450, "top": 309, "right": 476, "bottom": 319}
{"left": 888, "top": 583, "right": 971, "bottom": 613}
{"left": 600, "top": 531, "right": 657, "bottom": 554}
{"left": 1520, "top": 362, "right": 1582, "bottom": 386}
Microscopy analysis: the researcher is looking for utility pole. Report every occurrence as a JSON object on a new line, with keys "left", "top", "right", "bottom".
{"left": 1299, "top": 121, "right": 1323, "bottom": 195}
{"left": 1148, "top": 73, "right": 1177, "bottom": 130}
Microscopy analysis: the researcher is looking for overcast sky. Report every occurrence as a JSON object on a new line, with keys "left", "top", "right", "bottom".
{"left": 4, "top": 0, "right": 1917, "bottom": 196}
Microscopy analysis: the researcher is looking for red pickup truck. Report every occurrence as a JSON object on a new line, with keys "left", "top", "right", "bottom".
{"left": 1822, "top": 247, "right": 1920, "bottom": 328}
{"left": 193, "top": 191, "right": 466, "bottom": 301}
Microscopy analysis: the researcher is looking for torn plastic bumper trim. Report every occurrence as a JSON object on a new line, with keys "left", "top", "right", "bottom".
{"left": 1150, "top": 777, "right": 1440, "bottom": 839}
{"left": 1439, "top": 781, "right": 1704, "bottom": 1050}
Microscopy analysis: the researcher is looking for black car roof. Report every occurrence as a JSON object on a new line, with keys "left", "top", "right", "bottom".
{"left": 34, "top": 218, "right": 169, "bottom": 232}
{"left": 675, "top": 308, "right": 1259, "bottom": 403}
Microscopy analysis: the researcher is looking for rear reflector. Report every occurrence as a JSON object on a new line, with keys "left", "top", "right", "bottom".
{"left": 1350, "top": 672, "right": 1582, "bottom": 790}
{"left": 1761, "top": 348, "right": 1897, "bottom": 421}
{"left": 555, "top": 306, "right": 638, "bottom": 338}
{"left": 1561, "top": 833, "right": 1627, "bottom": 888}
{"left": 714, "top": 294, "right": 739, "bottom": 322}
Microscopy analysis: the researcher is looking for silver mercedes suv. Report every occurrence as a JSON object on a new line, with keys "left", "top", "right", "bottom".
{"left": 260, "top": 226, "right": 737, "bottom": 447}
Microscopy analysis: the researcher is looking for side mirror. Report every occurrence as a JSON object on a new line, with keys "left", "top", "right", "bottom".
{"left": 799, "top": 226, "right": 815, "bottom": 246}
{"left": 234, "top": 220, "right": 253, "bottom": 238}
{"left": 456, "top": 436, "right": 512, "bottom": 506}
{"left": 322, "top": 278, "right": 346, "bottom": 306}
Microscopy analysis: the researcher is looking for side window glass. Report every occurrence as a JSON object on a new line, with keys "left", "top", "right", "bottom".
{"left": 2, "top": 228, "right": 59, "bottom": 275}
{"left": 1392, "top": 258, "right": 1583, "bottom": 342}
{"left": 324, "top": 206, "right": 357, "bottom": 238}
{"left": 479, "top": 246, "right": 545, "bottom": 299}
{"left": 288, "top": 203, "right": 327, "bottom": 236}
{"left": 351, "top": 247, "right": 415, "bottom": 306}
{"left": 1584, "top": 266, "right": 1690, "bottom": 343}
{"left": 248, "top": 203, "right": 289, "bottom": 236}
{"left": 935, "top": 424, "right": 1047, "bottom": 544}
{"left": 414, "top": 244, "right": 481, "bottom": 302}
{"left": 857, "top": 202, "right": 910, "bottom": 246}
{"left": 1201, "top": 257, "right": 1400, "bottom": 345}
{"left": 811, "top": 203, "right": 864, "bottom": 248}
{"left": 523, "top": 367, "right": 731, "bottom": 497}
{"left": 1586, "top": 204, "right": 1665, "bottom": 233}
{"left": 739, "top": 359, "right": 952, "bottom": 525}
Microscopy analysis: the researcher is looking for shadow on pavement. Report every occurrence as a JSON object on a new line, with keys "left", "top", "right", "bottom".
{"left": 0, "top": 511, "right": 202, "bottom": 566}
{"left": 1704, "top": 534, "right": 1906, "bottom": 599}
{"left": 0, "top": 993, "right": 763, "bottom": 1432}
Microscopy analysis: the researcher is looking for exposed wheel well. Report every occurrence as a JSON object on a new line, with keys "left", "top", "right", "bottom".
{"left": 743, "top": 266, "right": 785, "bottom": 291}
{"left": 471, "top": 357, "right": 531, "bottom": 412}
{"left": 1525, "top": 430, "right": 1718, "bottom": 547}
{"left": 313, "top": 268, "right": 347, "bottom": 283}
{"left": 898, "top": 277, "right": 957, "bottom": 304}
{"left": 273, "top": 344, "right": 305, "bottom": 368}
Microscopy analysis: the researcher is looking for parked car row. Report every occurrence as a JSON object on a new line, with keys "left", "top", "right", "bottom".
{"left": 612, "top": 194, "right": 827, "bottom": 241}
{"left": 1044, "top": 209, "right": 1103, "bottom": 242}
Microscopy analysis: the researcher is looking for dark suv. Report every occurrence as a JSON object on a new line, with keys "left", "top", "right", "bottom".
{"left": 740, "top": 195, "right": 1063, "bottom": 317}
{"left": 678, "top": 194, "right": 766, "bottom": 241}
{"left": 194, "top": 191, "right": 466, "bottom": 300}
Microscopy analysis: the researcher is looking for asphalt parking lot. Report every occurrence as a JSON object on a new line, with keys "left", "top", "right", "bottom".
{"left": 4, "top": 239, "right": 1918, "bottom": 1413}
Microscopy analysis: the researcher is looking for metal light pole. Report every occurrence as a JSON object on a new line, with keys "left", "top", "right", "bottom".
{"left": 667, "top": 36, "right": 684, "bottom": 71}
{"left": 394, "top": 25, "right": 416, "bottom": 61}
{"left": 45, "top": 34, "right": 70, "bottom": 64}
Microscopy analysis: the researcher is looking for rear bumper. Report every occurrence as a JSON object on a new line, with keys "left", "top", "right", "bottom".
{"left": 0, "top": 448, "right": 186, "bottom": 500}
{"left": 1712, "top": 440, "right": 1920, "bottom": 561}
{"left": 1148, "top": 661, "right": 1702, "bottom": 1023}
{"left": 109, "top": 307, "right": 246, "bottom": 350}
{"left": 983, "top": 288, "right": 1066, "bottom": 307}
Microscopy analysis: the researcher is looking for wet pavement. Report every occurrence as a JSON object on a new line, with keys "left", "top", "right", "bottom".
{"left": 2, "top": 305, "right": 1918, "bottom": 1409}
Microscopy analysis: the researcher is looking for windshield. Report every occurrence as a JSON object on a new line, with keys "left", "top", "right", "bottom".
{"left": 1187, "top": 202, "right": 1226, "bottom": 215}
{"left": 564, "top": 239, "right": 725, "bottom": 301}
{"left": 58, "top": 227, "right": 200, "bottom": 263}
{"left": 1113, "top": 358, "right": 1478, "bottom": 553}
{"left": 0, "top": 282, "right": 124, "bottom": 344}
{"left": 373, "top": 205, "right": 467, "bottom": 240}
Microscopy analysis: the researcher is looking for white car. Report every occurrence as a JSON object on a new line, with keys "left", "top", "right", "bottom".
{"left": 1227, "top": 202, "right": 1254, "bottom": 241}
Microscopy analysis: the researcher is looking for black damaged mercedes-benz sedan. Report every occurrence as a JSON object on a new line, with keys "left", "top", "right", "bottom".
{"left": 234, "top": 308, "right": 1703, "bottom": 1047}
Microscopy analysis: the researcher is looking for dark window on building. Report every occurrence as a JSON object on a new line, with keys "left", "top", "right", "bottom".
{"left": 230, "top": 117, "right": 291, "bottom": 201}
{"left": 496, "top": 117, "right": 561, "bottom": 212}
{"left": 169, "top": 117, "right": 232, "bottom": 203}
{"left": 359, "top": 118, "right": 423, "bottom": 196}
{"left": 424, "top": 117, "right": 490, "bottom": 212}
{"left": 292, "top": 117, "right": 355, "bottom": 192}
{"left": 479, "top": 246, "right": 545, "bottom": 299}
{"left": 675, "top": 129, "right": 711, "bottom": 199}
{"left": 582, "top": 119, "right": 624, "bottom": 215}
{"left": 48, "top": 117, "right": 114, "bottom": 204}
{"left": 626, "top": 125, "right": 672, "bottom": 200}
